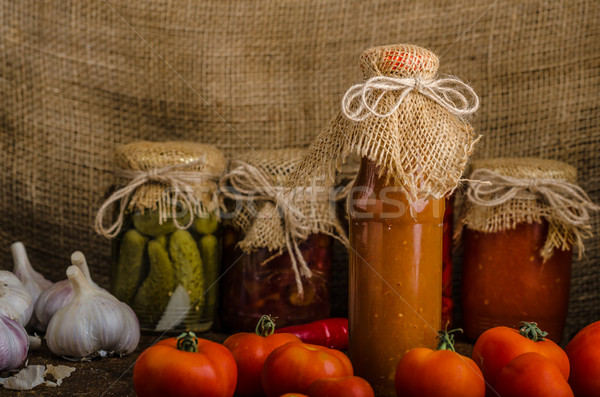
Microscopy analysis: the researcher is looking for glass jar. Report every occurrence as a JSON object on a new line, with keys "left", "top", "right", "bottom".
{"left": 462, "top": 220, "right": 572, "bottom": 342}
{"left": 112, "top": 211, "right": 221, "bottom": 332}
{"left": 442, "top": 195, "right": 454, "bottom": 328}
{"left": 348, "top": 157, "right": 444, "bottom": 396}
{"left": 220, "top": 228, "right": 332, "bottom": 331}
{"left": 458, "top": 157, "right": 588, "bottom": 343}
{"left": 98, "top": 141, "right": 226, "bottom": 333}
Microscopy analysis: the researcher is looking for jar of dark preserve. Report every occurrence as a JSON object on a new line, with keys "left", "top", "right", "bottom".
{"left": 219, "top": 148, "right": 340, "bottom": 331}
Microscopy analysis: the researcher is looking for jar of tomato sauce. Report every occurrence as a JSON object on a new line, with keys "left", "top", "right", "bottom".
{"left": 348, "top": 157, "right": 445, "bottom": 394}
{"left": 218, "top": 148, "right": 345, "bottom": 332}
{"left": 459, "top": 158, "right": 598, "bottom": 342}
{"left": 284, "top": 44, "right": 479, "bottom": 395}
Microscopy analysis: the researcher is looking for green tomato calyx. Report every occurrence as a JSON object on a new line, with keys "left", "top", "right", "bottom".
{"left": 255, "top": 314, "right": 277, "bottom": 337}
{"left": 518, "top": 321, "right": 548, "bottom": 342}
{"left": 437, "top": 328, "right": 463, "bottom": 352}
{"left": 176, "top": 331, "right": 199, "bottom": 353}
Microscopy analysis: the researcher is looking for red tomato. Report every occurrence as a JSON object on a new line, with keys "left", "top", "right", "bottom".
{"left": 261, "top": 342, "right": 354, "bottom": 397}
{"left": 279, "top": 394, "right": 309, "bottom": 397}
{"left": 494, "top": 352, "right": 573, "bottom": 397}
{"left": 223, "top": 315, "right": 301, "bottom": 397}
{"left": 565, "top": 321, "right": 600, "bottom": 397}
{"left": 306, "top": 376, "right": 374, "bottom": 397}
{"left": 133, "top": 332, "right": 237, "bottom": 397}
{"left": 472, "top": 322, "right": 569, "bottom": 392}
{"left": 395, "top": 348, "right": 485, "bottom": 397}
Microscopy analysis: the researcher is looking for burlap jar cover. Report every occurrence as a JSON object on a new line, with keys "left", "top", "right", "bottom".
{"left": 288, "top": 44, "right": 480, "bottom": 203}
{"left": 94, "top": 141, "right": 227, "bottom": 238}
{"left": 218, "top": 148, "right": 347, "bottom": 295}
{"left": 458, "top": 158, "right": 599, "bottom": 261}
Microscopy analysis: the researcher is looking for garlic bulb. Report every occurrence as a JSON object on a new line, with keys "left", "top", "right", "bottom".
{"left": 45, "top": 254, "right": 140, "bottom": 359}
{"left": 0, "top": 313, "right": 29, "bottom": 371}
{"left": 0, "top": 270, "right": 32, "bottom": 326}
{"left": 33, "top": 251, "right": 99, "bottom": 332}
{"left": 11, "top": 242, "right": 52, "bottom": 304}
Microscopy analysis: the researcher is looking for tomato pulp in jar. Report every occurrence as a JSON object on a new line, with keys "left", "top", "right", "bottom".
{"left": 348, "top": 157, "right": 444, "bottom": 396}
{"left": 220, "top": 228, "right": 332, "bottom": 332}
{"left": 461, "top": 220, "right": 572, "bottom": 342}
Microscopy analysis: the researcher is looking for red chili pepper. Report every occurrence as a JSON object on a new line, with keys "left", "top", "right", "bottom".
{"left": 274, "top": 318, "right": 349, "bottom": 351}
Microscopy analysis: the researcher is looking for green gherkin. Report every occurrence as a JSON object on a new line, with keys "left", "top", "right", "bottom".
{"left": 133, "top": 240, "right": 176, "bottom": 328}
{"left": 192, "top": 215, "right": 219, "bottom": 235}
{"left": 199, "top": 234, "right": 219, "bottom": 316}
{"left": 169, "top": 229, "right": 205, "bottom": 311}
{"left": 132, "top": 211, "right": 178, "bottom": 236}
{"left": 112, "top": 229, "right": 148, "bottom": 305}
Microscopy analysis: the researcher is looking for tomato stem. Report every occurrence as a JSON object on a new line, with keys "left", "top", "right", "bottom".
{"left": 518, "top": 321, "right": 548, "bottom": 342}
{"left": 255, "top": 315, "right": 277, "bottom": 337}
{"left": 176, "top": 331, "right": 198, "bottom": 352}
{"left": 436, "top": 328, "right": 463, "bottom": 351}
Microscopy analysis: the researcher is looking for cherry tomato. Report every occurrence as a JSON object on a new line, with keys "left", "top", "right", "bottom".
{"left": 133, "top": 331, "right": 237, "bottom": 397}
{"left": 261, "top": 342, "right": 353, "bottom": 397}
{"left": 494, "top": 352, "right": 573, "bottom": 397}
{"left": 223, "top": 315, "right": 301, "bottom": 397}
{"left": 565, "top": 320, "right": 600, "bottom": 397}
{"left": 395, "top": 329, "right": 485, "bottom": 397}
{"left": 306, "top": 376, "right": 374, "bottom": 397}
{"left": 472, "top": 322, "right": 569, "bottom": 392}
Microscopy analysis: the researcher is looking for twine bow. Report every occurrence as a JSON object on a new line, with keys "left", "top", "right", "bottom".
{"left": 219, "top": 161, "right": 337, "bottom": 297}
{"left": 466, "top": 168, "right": 600, "bottom": 260}
{"left": 467, "top": 169, "right": 599, "bottom": 227}
{"left": 94, "top": 159, "right": 219, "bottom": 239}
{"left": 341, "top": 75, "right": 479, "bottom": 122}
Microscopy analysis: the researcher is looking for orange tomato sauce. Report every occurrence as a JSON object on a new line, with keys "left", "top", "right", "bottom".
{"left": 348, "top": 158, "right": 444, "bottom": 396}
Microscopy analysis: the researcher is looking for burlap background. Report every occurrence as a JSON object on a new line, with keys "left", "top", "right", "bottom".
{"left": 1, "top": 0, "right": 598, "bottom": 341}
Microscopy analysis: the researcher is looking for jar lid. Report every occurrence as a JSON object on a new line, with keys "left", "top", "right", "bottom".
{"left": 114, "top": 141, "right": 226, "bottom": 176}
{"left": 235, "top": 148, "right": 307, "bottom": 186}
{"left": 471, "top": 157, "right": 577, "bottom": 183}
{"left": 360, "top": 44, "right": 439, "bottom": 79}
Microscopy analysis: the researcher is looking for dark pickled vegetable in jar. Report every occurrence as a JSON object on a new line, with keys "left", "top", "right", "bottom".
{"left": 220, "top": 228, "right": 332, "bottom": 331}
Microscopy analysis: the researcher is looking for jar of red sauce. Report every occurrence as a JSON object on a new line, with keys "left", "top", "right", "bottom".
{"left": 348, "top": 157, "right": 444, "bottom": 395}
{"left": 459, "top": 158, "right": 595, "bottom": 343}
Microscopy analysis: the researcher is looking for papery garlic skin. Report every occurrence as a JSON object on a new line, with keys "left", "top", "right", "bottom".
{"left": 0, "top": 270, "right": 33, "bottom": 326}
{"left": 0, "top": 313, "right": 29, "bottom": 371}
{"left": 46, "top": 258, "right": 140, "bottom": 359}
{"left": 11, "top": 242, "right": 52, "bottom": 305}
{"left": 33, "top": 251, "right": 99, "bottom": 332}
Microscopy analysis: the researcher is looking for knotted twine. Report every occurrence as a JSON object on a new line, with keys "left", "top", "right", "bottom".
{"left": 219, "top": 149, "right": 348, "bottom": 297}
{"left": 459, "top": 159, "right": 600, "bottom": 261}
{"left": 286, "top": 44, "right": 479, "bottom": 206}
{"left": 94, "top": 141, "right": 226, "bottom": 239}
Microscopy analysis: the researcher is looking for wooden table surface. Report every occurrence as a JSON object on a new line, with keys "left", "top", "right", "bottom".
{"left": 2, "top": 332, "right": 474, "bottom": 396}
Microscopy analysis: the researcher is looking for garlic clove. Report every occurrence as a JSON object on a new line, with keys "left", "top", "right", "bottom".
{"left": 0, "top": 270, "right": 33, "bottom": 326}
{"left": 11, "top": 242, "right": 53, "bottom": 305}
{"left": 33, "top": 250, "right": 100, "bottom": 332}
{"left": 45, "top": 257, "right": 140, "bottom": 360}
{"left": 0, "top": 313, "right": 29, "bottom": 371}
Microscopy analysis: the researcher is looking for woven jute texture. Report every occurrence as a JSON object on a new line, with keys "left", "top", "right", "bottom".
{"left": 220, "top": 148, "right": 345, "bottom": 252}
{"left": 1, "top": 0, "right": 598, "bottom": 338}
{"left": 94, "top": 141, "right": 226, "bottom": 238}
{"left": 458, "top": 158, "right": 598, "bottom": 262}
{"left": 288, "top": 44, "right": 479, "bottom": 206}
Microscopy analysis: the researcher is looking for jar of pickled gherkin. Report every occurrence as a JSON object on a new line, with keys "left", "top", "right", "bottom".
{"left": 218, "top": 148, "right": 347, "bottom": 332}
{"left": 94, "top": 141, "right": 226, "bottom": 332}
